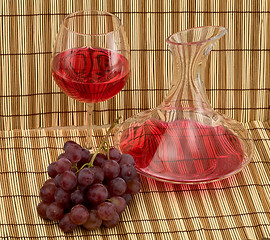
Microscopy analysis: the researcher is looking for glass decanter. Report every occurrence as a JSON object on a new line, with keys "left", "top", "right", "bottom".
{"left": 114, "top": 26, "right": 254, "bottom": 184}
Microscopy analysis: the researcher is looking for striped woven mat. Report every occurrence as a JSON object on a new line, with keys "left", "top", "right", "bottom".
{"left": 0, "top": 121, "right": 269, "bottom": 240}
{"left": 1, "top": 0, "right": 269, "bottom": 132}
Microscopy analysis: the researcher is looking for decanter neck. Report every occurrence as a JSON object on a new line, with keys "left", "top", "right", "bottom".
{"left": 163, "top": 42, "right": 212, "bottom": 109}
{"left": 161, "top": 26, "right": 227, "bottom": 113}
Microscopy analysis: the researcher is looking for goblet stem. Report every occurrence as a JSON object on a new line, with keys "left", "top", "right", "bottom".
{"left": 86, "top": 103, "right": 94, "bottom": 151}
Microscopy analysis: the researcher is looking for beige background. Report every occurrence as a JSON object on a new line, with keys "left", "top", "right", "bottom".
{"left": 0, "top": 0, "right": 269, "bottom": 131}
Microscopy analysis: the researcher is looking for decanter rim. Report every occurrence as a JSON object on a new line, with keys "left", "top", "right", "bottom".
{"left": 167, "top": 26, "right": 227, "bottom": 46}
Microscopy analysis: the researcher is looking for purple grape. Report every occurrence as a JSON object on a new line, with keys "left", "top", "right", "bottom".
{"left": 81, "top": 148, "right": 92, "bottom": 163}
{"left": 109, "top": 148, "right": 121, "bottom": 162}
{"left": 58, "top": 152, "right": 66, "bottom": 159}
{"left": 78, "top": 168, "right": 94, "bottom": 186}
{"left": 91, "top": 166, "right": 104, "bottom": 183}
{"left": 102, "top": 212, "right": 119, "bottom": 228}
{"left": 55, "top": 158, "right": 72, "bottom": 174}
{"left": 43, "top": 178, "right": 55, "bottom": 186}
{"left": 63, "top": 140, "right": 81, "bottom": 151}
{"left": 54, "top": 174, "right": 61, "bottom": 187}
{"left": 39, "top": 184, "right": 56, "bottom": 203}
{"left": 126, "top": 179, "right": 141, "bottom": 194}
{"left": 97, "top": 202, "right": 116, "bottom": 221}
{"left": 110, "top": 196, "right": 127, "bottom": 214}
{"left": 102, "top": 160, "right": 120, "bottom": 179}
{"left": 93, "top": 153, "right": 107, "bottom": 167}
{"left": 70, "top": 204, "right": 89, "bottom": 225}
{"left": 46, "top": 202, "right": 64, "bottom": 220}
{"left": 47, "top": 162, "right": 58, "bottom": 178}
{"left": 120, "top": 164, "right": 138, "bottom": 182}
{"left": 78, "top": 184, "right": 88, "bottom": 193}
{"left": 120, "top": 154, "right": 135, "bottom": 165}
{"left": 121, "top": 193, "right": 132, "bottom": 204}
{"left": 71, "top": 190, "right": 84, "bottom": 205}
{"left": 83, "top": 209, "right": 102, "bottom": 230}
{"left": 59, "top": 213, "right": 77, "bottom": 232}
{"left": 77, "top": 148, "right": 92, "bottom": 169}
{"left": 58, "top": 171, "right": 77, "bottom": 191}
{"left": 108, "top": 177, "right": 127, "bottom": 196}
{"left": 37, "top": 201, "right": 50, "bottom": 219}
{"left": 54, "top": 188, "right": 71, "bottom": 204}
{"left": 86, "top": 183, "right": 108, "bottom": 205}
{"left": 65, "top": 144, "right": 82, "bottom": 163}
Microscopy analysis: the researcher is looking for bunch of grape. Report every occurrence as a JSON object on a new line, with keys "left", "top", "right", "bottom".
{"left": 37, "top": 140, "right": 140, "bottom": 232}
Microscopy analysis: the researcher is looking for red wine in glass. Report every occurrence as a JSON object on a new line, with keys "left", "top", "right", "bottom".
{"left": 52, "top": 47, "right": 129, "bottom": 103}
{"left": 119, "top": 119, "right": 245, "bottom": 183}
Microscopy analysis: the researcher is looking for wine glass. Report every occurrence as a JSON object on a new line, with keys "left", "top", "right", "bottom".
{"left": 52, "top": 10, "right": 130, "bottom": 150}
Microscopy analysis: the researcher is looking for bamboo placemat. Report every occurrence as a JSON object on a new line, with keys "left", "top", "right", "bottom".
{"left": 0, "top": 0, "right": 269, "bottom": 131}
{"left": 0, "top": 121, "right": 269, "bottom": 240}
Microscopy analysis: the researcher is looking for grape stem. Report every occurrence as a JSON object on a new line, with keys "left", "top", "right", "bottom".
{"left": 76, "top": 116, "right": 122, "bottom": 173}
{"left": 103, "top": 141, "right": 110, "bottom": 160}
